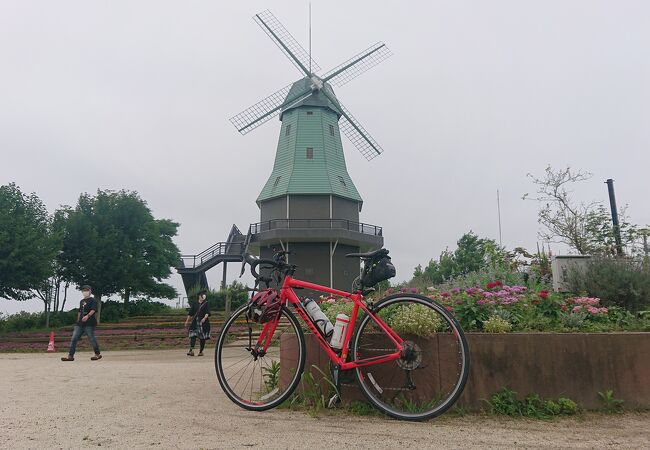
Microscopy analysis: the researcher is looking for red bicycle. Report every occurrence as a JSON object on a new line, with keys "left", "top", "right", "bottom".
{"left": 215, "top": 249, "right": 470, "bottom": 421}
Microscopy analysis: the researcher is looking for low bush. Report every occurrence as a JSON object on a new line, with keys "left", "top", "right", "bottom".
{"left": 187, "top": 282, "right": 249, "bottom": 312}
{"left": 567, "top": 257, "right": 650, "bottom": 311}
{"left": 483, "top": 316, "right": 512, "bottom": 333}
{"left": 387, "top": 303, "right": 443, "bottom": 336}
{"left": 0, "top": 299, "right": 173, "bottom": 332}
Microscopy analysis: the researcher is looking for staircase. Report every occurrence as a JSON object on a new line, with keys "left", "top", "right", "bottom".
{"left": 176, "top": 225, "right": 247, "bottom": 293}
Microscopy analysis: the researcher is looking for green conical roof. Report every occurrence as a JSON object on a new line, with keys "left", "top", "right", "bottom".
{"left": 257, "top": 79, "right": 362, "bottom": 206}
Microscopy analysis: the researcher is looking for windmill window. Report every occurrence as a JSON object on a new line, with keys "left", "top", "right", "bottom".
{"left": 274, "top": 176, "right": 281, "bottom": 187}
{"left": 285, "top": 124, "right": 291, "bottom": 136}
{"left": 306, "top": 147, "right": 313, "bottom": 159}
{"left": 329, "top": 124, "right": 335, "bottom": 136}
{"left": 306, "top": 111, "right": 313, "bottom": 115}
{"left": 338, "top": 176, "right": 347, "bottom": 187}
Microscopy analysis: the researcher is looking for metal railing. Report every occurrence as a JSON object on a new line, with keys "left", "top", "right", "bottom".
{"left": 179, "top": 242, "right": 245, "bottom": 269}
{"left": 248, "top": 219, "right": 382, "bottom": 237}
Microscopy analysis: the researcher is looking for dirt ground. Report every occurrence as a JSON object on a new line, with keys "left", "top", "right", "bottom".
{"left": 1, "top": 349, "right": 649, "bottom": 450}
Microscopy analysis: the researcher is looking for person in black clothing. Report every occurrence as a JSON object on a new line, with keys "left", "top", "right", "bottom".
{"left": 184, "top": 290, "right": 211, "bottom": 356}
{"left": 61, "top": 285, "right": 102, "bottom": 361}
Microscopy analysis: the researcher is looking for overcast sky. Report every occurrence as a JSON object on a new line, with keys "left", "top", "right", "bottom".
{"left": 2, "top": 1, "right": 649, "bottom": 314}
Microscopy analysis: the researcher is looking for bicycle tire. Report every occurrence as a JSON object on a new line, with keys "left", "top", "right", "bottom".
{"left": 352, "top": 293, "right": 470, "bottom": 421}
{"left": 215, "top": 304, "right": 306, "bottom": 411}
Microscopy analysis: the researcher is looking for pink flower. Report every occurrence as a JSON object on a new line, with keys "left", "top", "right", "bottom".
{"left": 572, "top": 305, "right": 582, "bottom": 313}
{"left": 441, "top": 292, "right": 450, "bottom": 298}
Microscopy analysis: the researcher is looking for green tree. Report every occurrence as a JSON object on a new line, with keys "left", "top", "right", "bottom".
{"left": 414, "top": 232, "right": 505, "bottom": 284}
{"left": 0, "top": 183, "right": 59, "bottom": 305}
{"left": 59, "top": 190, "right": 181, "bottom": 319}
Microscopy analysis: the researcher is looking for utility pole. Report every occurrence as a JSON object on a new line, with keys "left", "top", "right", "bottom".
{"left": 224, "top": 290, "right": 232, "bottom": 320}
{"left": 605, "top": 179, "right": 623, "bottom": 256}
{"left": 497, "top": 189, "right": 502, "bottom": 246}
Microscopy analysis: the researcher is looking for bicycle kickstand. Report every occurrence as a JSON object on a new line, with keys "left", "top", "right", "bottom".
{"left": 327, "top": 365, "right": 342, "bottom": 409}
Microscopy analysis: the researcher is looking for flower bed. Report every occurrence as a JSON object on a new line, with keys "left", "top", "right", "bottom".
{"left": 390, "top": 282, "right": 650, "bottom": 333}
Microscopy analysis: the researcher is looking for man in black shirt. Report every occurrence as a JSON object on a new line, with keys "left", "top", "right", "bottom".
{"left": 61, "top": 285, "right": 102, "bottom": 361}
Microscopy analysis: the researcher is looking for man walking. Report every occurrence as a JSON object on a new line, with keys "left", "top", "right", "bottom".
{"left": 61, "top": 285, "right": 102, "bottom": 361}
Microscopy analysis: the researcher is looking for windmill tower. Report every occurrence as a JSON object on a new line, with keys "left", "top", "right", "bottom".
{"left": 232, "top": 10, "right": 390, "bottom": 292}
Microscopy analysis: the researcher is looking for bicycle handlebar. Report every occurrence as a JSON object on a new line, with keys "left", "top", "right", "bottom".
{"left": 241, "top": 252, "right": 295, "bottom": 286}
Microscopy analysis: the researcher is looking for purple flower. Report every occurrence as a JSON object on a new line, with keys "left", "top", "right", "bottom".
{"left": 450, "top": 288, "right": 461, "bottom": 294}
{"left": 410, "top": 287, "right": 418, "bottom": 294}
{"left": 476, "top": 300, "right": 486, "bottom": 306}
{"left": 455, "top": 300, "right": 463, "bottom": 305}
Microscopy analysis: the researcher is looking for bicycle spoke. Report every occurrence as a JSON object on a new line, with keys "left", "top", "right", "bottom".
{"left": 216, "top": 305, "right": 305, "bottom": 410}
{"left": 353, "top": 295, "right": 469, "bottom": 420}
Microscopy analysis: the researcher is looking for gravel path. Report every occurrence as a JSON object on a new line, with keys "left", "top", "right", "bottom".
{"left": 1, "top": 350, "right": 648, "bottom": 449}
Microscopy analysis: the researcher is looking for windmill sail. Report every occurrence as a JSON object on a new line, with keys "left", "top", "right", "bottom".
{"left": 322, "top": 42, "right": 392, "bottom": 87}
{"left": 232, "top": 10, "right": 388, "bottom": 161}
{"left": 321, "top": 88, "right": 383, "bottom": 160}
{"left": 230, "top": 83, "right": 312, "bottom": 134}
{"left": 254, "top": 10, "right": 321, "bottom": 76}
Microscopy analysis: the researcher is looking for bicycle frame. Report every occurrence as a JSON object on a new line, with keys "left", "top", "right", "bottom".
{"left": 255, "top": 275, "right": 404, "bottom": 371}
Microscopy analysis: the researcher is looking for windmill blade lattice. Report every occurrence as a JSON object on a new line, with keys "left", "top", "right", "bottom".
{"left": 254, "top": 10, "right": 321, "bottom": 76}
{"left": 230, "top": 83, "right": 312, "bottom": 134}
{"left": 322, "top": 42, "right": 392, "bottom": 87}
{"left": 321, "top": 88, "right": 383, "bottom": 160}
{"left": 338, "top": 104, "right": 383, "bottom": 160}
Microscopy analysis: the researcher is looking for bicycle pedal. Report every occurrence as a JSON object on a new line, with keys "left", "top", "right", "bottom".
{"left": 327, "top": 394, "right": 341, "bottom": 409}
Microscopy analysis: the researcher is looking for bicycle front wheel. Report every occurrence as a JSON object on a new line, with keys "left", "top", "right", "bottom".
{"left": 352, "top": 294, "right": 470, "bottom": 421}
{"left": 215, "top": 305, "right": 305, "bottom": 411}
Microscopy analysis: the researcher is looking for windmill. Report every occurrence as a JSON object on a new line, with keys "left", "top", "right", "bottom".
{"left": 230, "top": 10, "right": 391, "bottom": 292}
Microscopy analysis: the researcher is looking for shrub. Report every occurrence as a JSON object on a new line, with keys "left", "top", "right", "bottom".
{"left": 100, "top": 300, "right": 172, "bottom": 322}
{"left": 0, "top": 299, "right": 172, "bottom": 332}
{"left": 567, "top": 257, "right": 650, "bottom": 311}
{"left": 187, "top": 283, "right": 249, "bottom": 312}
{"left": 387, "top": 303, "right": 443, "bottom": 337}
{"left": 320, "top": 301, "right": 355, "bottom": 324}
{"left": 483, "top": 316, "right": 512, "bottom": 333}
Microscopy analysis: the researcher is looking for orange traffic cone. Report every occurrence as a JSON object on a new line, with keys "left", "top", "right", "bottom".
{"left": 47, "top": 331, "right": 56, "bottom": 352}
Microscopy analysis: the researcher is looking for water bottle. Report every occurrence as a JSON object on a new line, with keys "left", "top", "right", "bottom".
{"left": 302, "top": 298, "right": 334, "bottom": 339}
{"left": 330, "top": 314, "right": 350, "bottom": 350}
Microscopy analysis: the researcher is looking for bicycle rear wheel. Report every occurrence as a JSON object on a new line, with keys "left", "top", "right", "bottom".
{"left": 352, "top": 294, "right": 470, "bottom": 421}
{"left": 215, "top": 305, "right": 305, "bottom": 411}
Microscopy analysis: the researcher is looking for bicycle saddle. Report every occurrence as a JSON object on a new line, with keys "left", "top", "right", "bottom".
{"left": 345, "top": 248, "right": 389, "bottom": 259}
